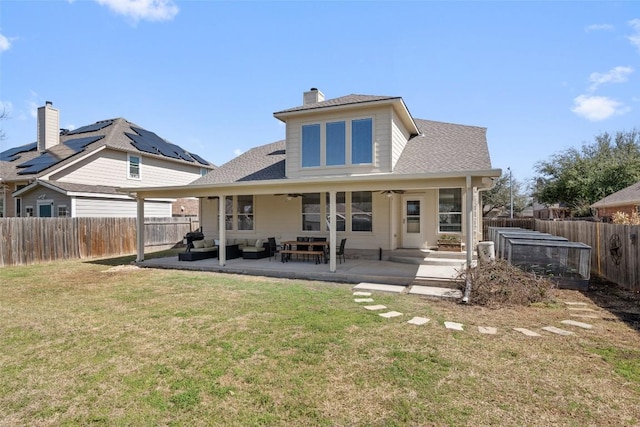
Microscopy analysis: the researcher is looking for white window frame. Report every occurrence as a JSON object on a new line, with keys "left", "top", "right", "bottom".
{"left": 438, "top": 188, "right": 463, "bottom": 234}
{"left": 128, "top": 154, "right": 141, "bottom": 180}
{"left": 300, "top": 116, "right": 375, "bottom": 169}
{"left": 57, "top": 205, "right": 69, "bottom": 217}
{"left": 221, "top": 195, "right": 255, "bottom": 232}
{"left": 25, "top": 205, "right": 34, "bottom": 217}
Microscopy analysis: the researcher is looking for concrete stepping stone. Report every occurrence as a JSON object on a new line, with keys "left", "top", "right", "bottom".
{"left": 514, "top": 328, "right": 541, "bottom": 337}
{"left": 353, "top": 283, "right": 405, "bottom": 293}
{"left": 353, "top": 291, "right": 372, "bottom": 296}
{"left": 570, "top": 314, "right": 599, "bottom": 319}
{"left": 542, "top": 326, "right": 575, "bottom": 336}
{"left": 407, "top": 317, "right": 430, "bottom": 325}
{"left": 478, "top": 326, "right": 497, "bottom": 335}
{"left": 444, "top": 321, "right": 464, "bottom": 331}
{"left": 409, "top": 286, "right": 462, "bottom": 299}
{"left": 354, "top": 298, "right": 374, "bottom": 303}
{"left": 561, "top": 320, "right": 593, "bottom": 329}
{"left": 568, "top": 307, "right": 597, "bottom": 312}
{"left": 363, "top": 305, "right": 387, "bottom": 311}
{"left": 564, "top": 302, "right": 588, "bottom": 306}
{"left": 379, "top": 311, "right": 403, "bottom": 318}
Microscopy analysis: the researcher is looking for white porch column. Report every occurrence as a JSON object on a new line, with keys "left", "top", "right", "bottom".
{"left": 136, "top": 196, "right": 145, "bottom": 262}
{"left": 465, "top": 175, "right": 473, "bottom": 268}
{"left": 329, "top": 190, "right": 337, "bottom": 273}
{"left": 218, "top": 196, "right": 226, "bottom": 266}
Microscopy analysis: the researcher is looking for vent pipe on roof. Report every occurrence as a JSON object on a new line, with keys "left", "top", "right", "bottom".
{"left": 303, "top": 88, "right": 324, "bottom": 105}
{"left": 37, "top": 101, "right": 60, "bottom": 152}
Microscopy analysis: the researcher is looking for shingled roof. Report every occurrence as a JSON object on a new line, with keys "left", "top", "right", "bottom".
{"left": 0, "top": 118, "right": 214, "bottom": 181}
{"left": 274, "top": 94, "right": 400, "bottom": 115}
{"left": 592, "top": 181, "right": 640, "bottom": 207}
{"left": 191, "top": 118, "right": 491, "bottom": 186}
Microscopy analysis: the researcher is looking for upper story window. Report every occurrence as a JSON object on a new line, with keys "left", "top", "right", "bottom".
{"left": 351, "top": 118, "right": 373, "bottom": 164}
{"left": 301, "top": 117, "right": 373, "bottom": 169}
{"left": 128, "top": 154, "right": 141, "bottom": 179}
{"left": 302, "top": 124, "right": 321, "bottom": 167}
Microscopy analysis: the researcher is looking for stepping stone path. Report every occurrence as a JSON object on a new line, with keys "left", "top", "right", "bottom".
{"left": 352, "top": 284, "right": 597, "bottom": 338}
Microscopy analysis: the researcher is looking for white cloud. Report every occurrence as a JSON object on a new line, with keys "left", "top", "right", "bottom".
{"left": 628, "top": 19, "right": 640, "bottom": 52}
{"left": 585, "top": 23, "right": 614, "bottom": 32}
{"left": 94, "top": 0, "right": 179, "bottom": 23}
{"left": 587, "top": 66, "right": 634, "bottom": 92}
{"left": 0, "top": 33, "right": 11, "bottom": 52}
{"left": 571, "top": 95, "right": 630, "bottom": 121}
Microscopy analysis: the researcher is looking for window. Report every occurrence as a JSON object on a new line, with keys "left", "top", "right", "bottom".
{"left": 326, "top": 121, "right": 346, "bottom": 166}
{"left": 351, "top": 118, "right": 373, "bottom": 164}
{"left": 57, "top": 205, "right": 69, "bottom": 217}
{"left": 438, "top": 188, "right": 462, "bottom": 233}
{"left": 302, "top": 193, "right": 321, "bottom": 231}
{"left": 25, "top": 206, "right": 34, "bottom": 217}
{"left": 236, "top": 195, "right": 254, "bottom": 231}
{"left": 325, "top": 192, "right": 346, "bottom": 231}
{"left": 128, "top": 154, "right": 140, "bottom": 179}
{"left": 200, "top": 168, "right": 208, "bottom": 176}
{"left": 302, "top": 124, "right": 321, "bottom": 167}
{"left": 223, "top": 195, "right": 254, "bottom": 231}
{"left": 351, "top": 191, "right": 372, "bottom": 232}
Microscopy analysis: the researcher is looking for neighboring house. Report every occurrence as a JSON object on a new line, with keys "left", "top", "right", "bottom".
{"left": 533, "top": 202, "right": 571, "bottom": 220}
{"left": 591, "top": 181, "right": 640, "bottom": 220}
{"left": 0, "top": 102, "right": 214, "bottom": 218}
{"left": 123, "top": 89, "right": 501, "bottom": 270}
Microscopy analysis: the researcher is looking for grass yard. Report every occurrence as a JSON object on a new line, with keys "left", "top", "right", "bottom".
{"left": 1, "top": 259, "right": 639, "bottom": 426}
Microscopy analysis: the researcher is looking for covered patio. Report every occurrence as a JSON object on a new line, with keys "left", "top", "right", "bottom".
{"left": 136, "top": 248, "right": 467, "bottom": 288}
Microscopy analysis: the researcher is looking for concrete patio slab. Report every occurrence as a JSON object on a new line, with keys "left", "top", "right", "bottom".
{"left": 513, "top": 328, "right": 541, "bottom": 337}
{"left": 561, "top": 320, "right": 593, "bottom": 329}
{"left": 379, "top": 311, "right": 403, "bottom": 318}
{"left": 409, "top": 285, "right": 462, "bottom": 299}
{"left": 353, "top": 283, "right": 406, "bottom": 293}
{"left": 444, "top": 321, "right": 464, "bottom": 331}
{"left": 542, "top": 326, "right": 575, "bottom": 336}
{"left": 407, "top": 317, "right": 430, "bottom": 325}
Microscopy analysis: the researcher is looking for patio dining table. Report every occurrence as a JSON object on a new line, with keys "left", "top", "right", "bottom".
{"left": 280, "top": 240, "right": 330, "bottom": 264}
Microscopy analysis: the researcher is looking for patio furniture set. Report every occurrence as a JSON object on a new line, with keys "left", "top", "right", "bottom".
{"left": 178, "top": 234, "right": 347, "bottom": 264}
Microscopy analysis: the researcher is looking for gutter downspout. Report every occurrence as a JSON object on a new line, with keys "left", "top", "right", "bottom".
{"left": 462, "top": 175, "right": 473, "bottom": 303}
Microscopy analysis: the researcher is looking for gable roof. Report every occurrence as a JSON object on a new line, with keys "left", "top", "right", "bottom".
{"left": 591, "top": 181, "right": 640, "bottom": 208}
{"left": 191, "top": 118, "right": 492, "bottom": 186}
{"left": 13, "top": 179, "right": 129, "bottom": 198}
{"left": 0, "top": 118, "right": 214, "bottom": 182}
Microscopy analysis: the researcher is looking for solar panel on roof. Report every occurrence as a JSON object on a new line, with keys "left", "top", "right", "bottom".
{"left": 63, "top": 135, "right": 104, "bottom": 153}
{"left": 16, "top": 152, "right": 61, "bottom": 174}
{"left": 66, "top": 120, "right": 113, "bottom": 135}
{"left": 0, "top": 142, "right": 37, "bottom": 161}
{"left": 190, "top": 153, "right": 210, "bottom": 166}
{"left": 126, "top": 132, "right": 159, "bottom": 155}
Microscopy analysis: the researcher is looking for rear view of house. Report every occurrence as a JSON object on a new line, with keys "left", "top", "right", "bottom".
{"left": 124, "top": 88, "right": 501, "bottom": 272}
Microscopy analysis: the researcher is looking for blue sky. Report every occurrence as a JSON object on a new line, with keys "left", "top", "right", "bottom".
{"left": 1, "top": 0, "right": 639, "bottom": 185}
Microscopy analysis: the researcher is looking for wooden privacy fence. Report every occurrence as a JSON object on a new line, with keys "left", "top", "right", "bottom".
{"left": 0, "top": 217, "right": 200, "bottom": 267}
{"left": 535, "top": 220, "right": 639, "bottom": 292}
{"left": 482, "top": 218, "right": 536, "bottom": 241}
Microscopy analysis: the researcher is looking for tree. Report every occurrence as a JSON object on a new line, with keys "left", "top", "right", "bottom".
{"left": 482, "top": 173, "right": 529, "bottom": 217}
{"left": 533, "top": 129, "right": 640, "bottom": 216}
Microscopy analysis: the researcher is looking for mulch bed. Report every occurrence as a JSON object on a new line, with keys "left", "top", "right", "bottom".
{"left": 584, "top": 274, "right": 640, "bottom": 331}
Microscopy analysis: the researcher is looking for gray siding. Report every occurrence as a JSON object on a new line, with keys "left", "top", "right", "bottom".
{"left": 74, "top": 198, "right": 171, "bottom": 218}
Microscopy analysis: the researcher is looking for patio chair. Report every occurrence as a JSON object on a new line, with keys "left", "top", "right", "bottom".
{"left": 267, "top": 237, "right": 281, "bottom": 261}
{"left": 336, "top": 238, "right": 347, "bottom": 264}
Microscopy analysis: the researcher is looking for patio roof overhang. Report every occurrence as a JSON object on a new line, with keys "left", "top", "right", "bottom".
{"left": 119, "top": 168, "right": 502, "bottom": 199}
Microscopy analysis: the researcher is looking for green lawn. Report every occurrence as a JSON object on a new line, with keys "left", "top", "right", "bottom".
{"left": 1, "top": 259, "right": 639, "bottom": 426}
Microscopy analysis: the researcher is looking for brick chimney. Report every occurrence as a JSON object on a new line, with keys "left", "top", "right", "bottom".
{"left": 303, "top": 88, "right": 324, "bottom": 105}
{"left": 37, "top": 101, "right": 60, "bottom": 152}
